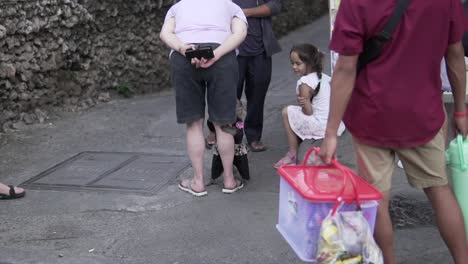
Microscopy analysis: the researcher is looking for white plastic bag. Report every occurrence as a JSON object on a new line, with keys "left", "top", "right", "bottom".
{"left": 316, "top": 207, "right": 383, "bottom": 264}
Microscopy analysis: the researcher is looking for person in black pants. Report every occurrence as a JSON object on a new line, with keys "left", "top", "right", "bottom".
{"left": 234, "top": 0, "right": 282, "bottom": 152}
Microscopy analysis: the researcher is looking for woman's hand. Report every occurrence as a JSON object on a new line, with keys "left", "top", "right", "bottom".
{"left": 178, "top": 43, "right": 195, "bottom": 56}
{"left": 199, "top": 56, "right": 219, "bottom": 68}
{"left": 191, "top": 50, "right": 220, "bottom": 69}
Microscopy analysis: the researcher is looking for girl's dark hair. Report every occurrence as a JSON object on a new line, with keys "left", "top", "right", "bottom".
{"left": 290, "top": 43, "right": 324, "bottom": 98}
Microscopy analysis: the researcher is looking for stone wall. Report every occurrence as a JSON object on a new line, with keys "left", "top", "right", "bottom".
{"left": 0, "top": 0, "right": 327, "bottom": 131}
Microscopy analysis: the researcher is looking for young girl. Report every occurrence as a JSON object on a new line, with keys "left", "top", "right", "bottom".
{"left": 274, "top": 44, "right": 345, "bottom": 168}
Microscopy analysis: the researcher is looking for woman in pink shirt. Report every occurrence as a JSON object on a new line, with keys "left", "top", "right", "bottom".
{"left": 160, "top": 0, "right": 247, "bottom": 196}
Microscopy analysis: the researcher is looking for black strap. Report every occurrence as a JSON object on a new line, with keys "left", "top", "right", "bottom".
{"left": 357, "top": 0, "right": 411, "bottom": 72}
{"left": 378, "top": 0, "right": 411, "bottom": 40}
{"left": 8, "top": 185, "right": 15, "bottom": 196}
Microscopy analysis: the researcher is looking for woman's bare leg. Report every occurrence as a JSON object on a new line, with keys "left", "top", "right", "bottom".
{"left": 282, "top": 106, "right": 300, "bottom": 155}
{"left": 186, "top": 119, "right": 206, "bottom": 192}
{"left": 213, "top": 123, "right": 237, "bottom": 188}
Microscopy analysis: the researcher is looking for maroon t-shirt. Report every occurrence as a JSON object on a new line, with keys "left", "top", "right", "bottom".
{"left": 330, "top": 0, "right": 465, "bottom": 148}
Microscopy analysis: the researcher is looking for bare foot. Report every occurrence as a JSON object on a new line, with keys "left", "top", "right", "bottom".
{"left": 179, "top": 178, "right": 205, "bottom": 193}
{"left": 178, "top": 178, "right": 207, "bottom": 197}
{"left": 274, "top": 151, "right": 297, "bottom": 168}
{"left": 222, "top": 179, "right": 244, "bottom": 194}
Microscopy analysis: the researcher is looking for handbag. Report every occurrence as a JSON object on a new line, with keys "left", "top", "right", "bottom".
{"left": 357, "top": 0, "right": 411, "bottom": 72}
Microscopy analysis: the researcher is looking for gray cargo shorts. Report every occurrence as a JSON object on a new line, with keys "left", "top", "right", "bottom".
{"left": 170, "top": 43, "right": 238, "bottom": 125}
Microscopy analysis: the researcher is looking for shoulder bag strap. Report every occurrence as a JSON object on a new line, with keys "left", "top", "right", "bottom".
{"left": 357, "top": 0, "right": 411, "bottom": 72}
{"left": 378, "top": 0, "right": 411, "bottom": 40}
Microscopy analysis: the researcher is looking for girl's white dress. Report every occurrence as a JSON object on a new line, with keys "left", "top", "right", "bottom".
{"left": 441, "top": 59, "right": 451, "bottom": 92}
{"left": 287, "top": 72, "right": 346, "bottom": 140}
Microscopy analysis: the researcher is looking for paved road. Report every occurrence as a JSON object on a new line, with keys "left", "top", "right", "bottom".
{"left": 0, "top": 15, "right": 454, "bottom": 264}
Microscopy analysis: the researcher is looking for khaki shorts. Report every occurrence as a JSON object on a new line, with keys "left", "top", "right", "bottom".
{"left": 352, "top": 127, "right": 448, "bottom": 193}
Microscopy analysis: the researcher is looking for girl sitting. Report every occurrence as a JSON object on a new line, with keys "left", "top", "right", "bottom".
{"left": 275, "top": 44, "right": 345, "bottom": 168}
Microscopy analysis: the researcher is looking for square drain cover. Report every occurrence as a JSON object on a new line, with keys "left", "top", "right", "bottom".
{"left": 21, "top": 152, "right": 190, "bottom": 195}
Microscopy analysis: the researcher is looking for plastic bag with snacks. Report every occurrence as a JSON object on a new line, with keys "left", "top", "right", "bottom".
{"left": 316, "top": 162, "right": 383, "bottom": 264}
{"left": 316, "top": 207, "right": 383, "bottom": 264}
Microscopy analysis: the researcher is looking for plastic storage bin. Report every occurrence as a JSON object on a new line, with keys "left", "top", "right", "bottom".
{"left": 446, "top": 134, "right": 468, "bottom": 241}
{"left": 276, "top": 148, "right": 382, "bottom": 262}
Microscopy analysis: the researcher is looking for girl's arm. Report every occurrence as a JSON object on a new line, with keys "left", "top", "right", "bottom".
{"left": 298, "top": 83, "right": 313, "bottom": 116}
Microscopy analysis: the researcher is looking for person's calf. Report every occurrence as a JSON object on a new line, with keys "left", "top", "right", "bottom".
{"left": 213, "top": 123, "right": 235, "bottom": 177}
{"left": 186, "top": 119, "right": 206, "bottom": 184}
{"left": 373, "top": 193, "right": 396, "bottom": 264}
{"left": 424, "top": 185, "right": 468, "bottom": 263}
{"left": 281, "top": 106, "right": 288, "bottom": 117}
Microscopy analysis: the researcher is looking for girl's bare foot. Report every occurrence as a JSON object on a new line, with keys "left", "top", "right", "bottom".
{"left": 274, "top": 151, "right": 297, "bottom": 168}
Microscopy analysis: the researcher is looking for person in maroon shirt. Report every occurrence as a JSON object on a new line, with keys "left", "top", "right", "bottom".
{"left": 320, "top": 0, "right": 468, "bottom": 263}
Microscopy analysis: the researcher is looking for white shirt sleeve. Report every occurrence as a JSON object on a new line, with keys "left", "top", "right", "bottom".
{"left": 441, "top": 59, "right": 451, "bottom": 92}
{"left": 295, "top": 73, "right": 320, "bottom": 94}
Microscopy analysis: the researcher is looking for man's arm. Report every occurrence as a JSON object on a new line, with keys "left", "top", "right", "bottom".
{"left": 243, "top": 0, "right": 281, "bottom": 18}
{"left": 445, "top": 41, "right": 468, "bottom": 137}
{"left": 319, "top": 55, "right": 358, "bottom": 163}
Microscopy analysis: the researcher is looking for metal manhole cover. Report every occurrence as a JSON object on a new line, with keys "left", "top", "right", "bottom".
{"left": 20, "top": 152, "right": 190, "bottom": 195}
{"left": 390, "top": 195, "right": 435, "bottom": 229}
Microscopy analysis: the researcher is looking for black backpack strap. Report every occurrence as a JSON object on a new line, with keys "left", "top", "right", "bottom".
{"left": 357, "top": 0, "right": 411, "bottom": 72}
{"left": 378, "top": 0, "right": 411, "bottom": 40}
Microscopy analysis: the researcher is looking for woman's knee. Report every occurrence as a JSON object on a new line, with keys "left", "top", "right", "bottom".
{"left": 186, "top": 119, "right": 204, "bottom": 130}
{"left": 281, "top": 106, "right": 289, "bottom": 117}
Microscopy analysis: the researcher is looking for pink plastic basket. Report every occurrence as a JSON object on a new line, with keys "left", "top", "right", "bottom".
{"left": 276, "top": 148, "right": 382, "bottom": 262}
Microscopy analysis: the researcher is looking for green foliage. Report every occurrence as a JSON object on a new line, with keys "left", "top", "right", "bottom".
{"left": 115, "top": 83, "right": 134, "bottom": 98}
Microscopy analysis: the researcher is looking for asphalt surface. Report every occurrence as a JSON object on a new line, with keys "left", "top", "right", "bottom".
{"left": 0, "top": 15, "right": 457, "bottom": 264}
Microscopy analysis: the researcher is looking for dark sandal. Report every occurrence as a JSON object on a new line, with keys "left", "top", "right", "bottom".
{"left": 205, "top": 133, "right": 217, "bottom": 150}
{"left": 0, "top": 185, "right": 26, "bottom": 200}
{"left": 205, "top": 138, "right": 214, "bottom": 149}
{"left": 249, "top": 141, "right": 267, "bottom": 152}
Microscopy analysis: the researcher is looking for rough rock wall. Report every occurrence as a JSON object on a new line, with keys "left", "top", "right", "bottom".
{"left": 0, "top": 0, "right": 327, "bottom": 131}
{"left": 274, "top": 0, "right": 328, "bottom": 37}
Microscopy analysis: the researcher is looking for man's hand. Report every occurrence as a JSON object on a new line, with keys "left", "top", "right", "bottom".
{"left": 319, "top": 134, "right": 338, "bottom": 164}
{"left": 454, "top": 115, "right": 468, "bottom": 138}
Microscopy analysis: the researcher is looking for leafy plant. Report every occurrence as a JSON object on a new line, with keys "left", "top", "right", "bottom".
{"left": 115, "top": 83, "right": 134, "bottom": 98}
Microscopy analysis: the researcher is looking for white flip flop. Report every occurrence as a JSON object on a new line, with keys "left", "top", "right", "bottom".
{"left": 222, "top": 182, "right": 244, "bottom": 194}
{"left": 178, "top": 182, "right": 207, "bottom": 197}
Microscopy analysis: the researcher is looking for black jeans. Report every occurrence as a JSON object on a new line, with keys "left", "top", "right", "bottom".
{"left": 236, "top": 53, "right": 272, "bottom": 144}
